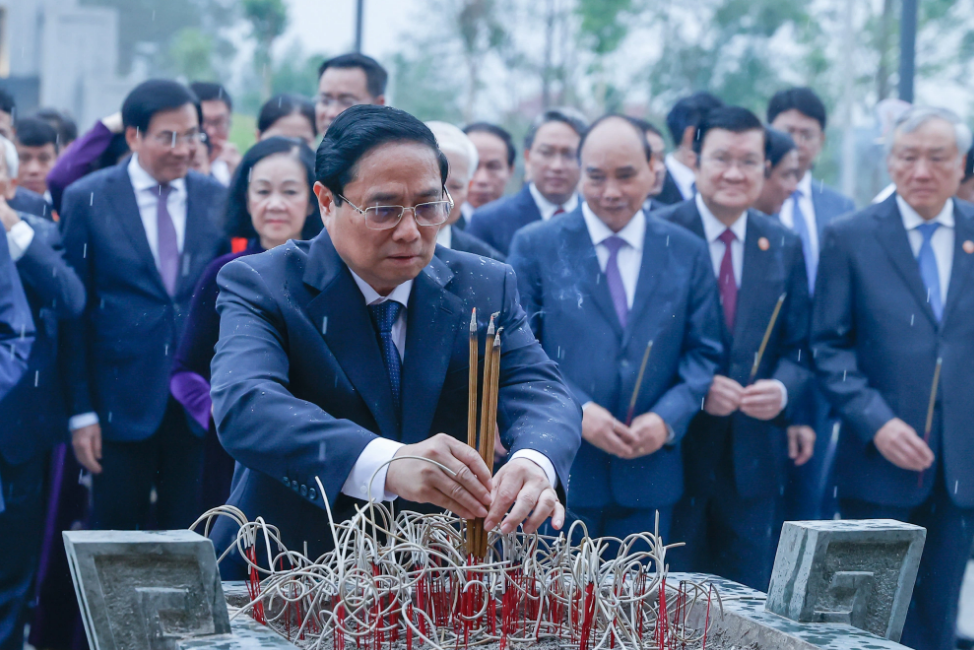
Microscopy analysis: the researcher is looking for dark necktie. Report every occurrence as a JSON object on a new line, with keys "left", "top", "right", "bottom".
{"left": 790, "top": 189, "right": 816, "bottom": 294}
{"left": 369, "top": 301, "right": 404, "bottom": 412}
{"left": 717, "top": 229, "right": 738, "bottom": 331}
{"left": 155, "top": 184, "right": 179, "bottom": 296}
{"left": 915, "top": 222, "right": 943, "bottom": 322}
{"left": 602, "top": 236, "right": 629, "bottom": 329}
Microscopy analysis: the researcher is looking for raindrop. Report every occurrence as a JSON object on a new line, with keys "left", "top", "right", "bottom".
{"left": 797, "top": 349, "right": 801, "bottom": 362}
{"left": 665, "top": 236, "right": 670, "bottom": 247}
{"left": 34, "top": 370, "right": 40, "bottom": 387}
{"left": 955, "top": 480, "right": 960, "bottom": 494}
{"left": 89, "top": 192, "right": 94, "bottom": 206}
{"left": 833, "top": 486, "right": 838, "bottom": 498}
{"left": 910, "top": 314, "right": 915, "bottom": 326}
{"left": 842, "top": 369, "right": 847, "bottom": 381}
{"left": 322, "top": 316, "right": 328, "bottom": 335}
{"left": 108, "top": 411, "right": 113, "bottom": 423}
{"left": 164, "top": 344, "right": 169, "bottom": 356}
{"left": 83, "top": 243, "right": 87, "bottom": 258}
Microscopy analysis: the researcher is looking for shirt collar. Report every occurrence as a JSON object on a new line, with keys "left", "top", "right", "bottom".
{"left": 896, "top": 194, "right": 954, "bottom": 231}
{"left": 436, "top": 224, "right": 452, "bottom": 249}
{"left": 796, "top": 171, "right": 813, "bottom": 197}
{"left": 349, "top": 269, "right": 413, "bottom": 308}
{"left": 696, "top": 193, "right": 748, "bottom": 244}
{"left": 528, "top": 182, "right": 578, "bottom": 220}
{"left": 127, "top": 154, "right": 187, "bottom": 195}
{"left": 581, "top": 201, "right": 645, "bottom": 250}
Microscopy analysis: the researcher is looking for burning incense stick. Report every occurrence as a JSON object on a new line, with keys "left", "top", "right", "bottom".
{"left": 748, "top": 293, "right": 787, "bottom": 384}
{"left": 625, "top": 340, "right": 654, "bottom": 427}
{"left": 918, "top": 357, "right": 942, "bottom": 488}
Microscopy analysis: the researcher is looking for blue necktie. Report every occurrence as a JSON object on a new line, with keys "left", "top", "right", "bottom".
{"left": 790, "top": 190, "right": 816, "bottom": 294}
{"left": 915, "top": 222, "right": 943, "bottom": 322}
{"left": 369, "top": 301, "right": 404, "bottom": 412}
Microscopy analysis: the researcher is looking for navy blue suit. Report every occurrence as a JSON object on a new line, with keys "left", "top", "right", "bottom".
{"left": 209, "top": 233, "right": 581, "bottom": 571}
{"left": 8, "top": 187, "right": 52, "bottom": 220}
{"left": 654, "top": 169, "right": 685, "bottom": 206}
{"left": 60, "top": 161, "right": 228, "bottom": 530}
{"left": 0, "top": 241, "right": 32, "bottom": 399}
{"left": 447, "top": 227, "right": 506, "bottom": 262}
{"left": 0, "top": 213, "right": 84, "bottom": 650}
{"left": 658, "top": 200, "right": 811, "bottom": 590}
{"left": 466, "top": 185, "right": 542, "bottom": 255}
{"left": 508, "top": 208, "right": 723, "bottom": 540}
{"left": 812, "top": 195, "right": 974, "bottom": 650}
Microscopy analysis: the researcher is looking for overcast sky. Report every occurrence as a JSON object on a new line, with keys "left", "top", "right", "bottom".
{"left": 281, "top": 0, "right": 419, "bottom": 60}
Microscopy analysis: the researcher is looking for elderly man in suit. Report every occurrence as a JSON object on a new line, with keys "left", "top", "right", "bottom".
{"left": 0, "top": 133, "right": 84, "bottom": 650}
{"left": 812, "top": 106, "right": 974, "bottom": 650}
{"left": 426, "top": 121, "right": 504, "bottom": 261}
{"left": 209, "top": 105, "right": 581, "bottom": 574}
{"left": 508, "top": 115, "right": 723, "bottom": 542}
{"left": 60, "top": 80, "right": 228, "bottom": 532}
{"left": 468, "top": 109, "right": 587, "bottom": 255}
{"left": 656, "top": 108, "right": 812, "bottom": 591}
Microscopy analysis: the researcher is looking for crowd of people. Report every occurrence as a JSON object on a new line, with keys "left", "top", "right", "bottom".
{"left": 0, "top": 50, "right": 972, "bottom": 650}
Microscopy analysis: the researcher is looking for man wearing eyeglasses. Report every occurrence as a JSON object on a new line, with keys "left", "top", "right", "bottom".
{"left": 315, "top": 53, "right": 387, "bottom": 135}
{"left": 208, "top": 105, "right": 581, "bottom": 575}
{"left": 60, "top": 79, "right": 229, "bottom": 533}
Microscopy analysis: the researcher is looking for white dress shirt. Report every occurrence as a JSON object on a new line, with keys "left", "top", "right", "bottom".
{"left": 210, "top": 159, "right": 231, "bottom": 186}
{"left": 69, "top": 156, "right": 189, "bottom": 432}
{"left": 897, "top": 194, "right": 954, "bottom": 299}
{"left": 581, "top": 202, "right": 645, "bottom": 308}
{"left": 529, "top": 182, "right": 578, "bottom": 221}
{"left": 696, "top": 196, "right": 788, "bottom": 407}
{"left": 459, "top": 202, "right": 475, "bottom": 226}
{"left": 665, "top": 153, "right": 696, "bottom": 200}
{"left": 779, "top": 172, "right": 819, "bottom": 262}
{"left": 436, "top": 224, "right": 453, "bottom": 250}
{"left": 342, "top": 271, "right": 558, "bottom": 503}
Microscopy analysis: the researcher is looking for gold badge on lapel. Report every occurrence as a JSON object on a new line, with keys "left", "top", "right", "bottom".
{"left": 964, "top": 240, "right": 974, "bottom": 254}
{"left": 758, "top": 237, "right": 770, "bottom": 251}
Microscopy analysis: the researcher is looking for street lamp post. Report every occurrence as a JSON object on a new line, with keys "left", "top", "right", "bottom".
{"left": 899, "top": 0, "right": 917, "bottom": 102}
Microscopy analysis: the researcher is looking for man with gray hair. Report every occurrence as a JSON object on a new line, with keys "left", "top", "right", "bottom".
{"left": 468, "top": 108, "right": 586, "bottom": 255}
{"left": 426, "top": 121, "right": 504, "bottom": 261}
{"left": 811, "top": 106, "right": 974, "bottom": 650}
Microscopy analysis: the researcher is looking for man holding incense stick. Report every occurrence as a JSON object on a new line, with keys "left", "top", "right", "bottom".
{"left": 509, "top": 115, "right": 723, "bottom": 543}
{"left": 812, "top": 106, "right": 974, "bottom": 650}
{"left": 657, "top": 107, "right": 813, "bottom": 591}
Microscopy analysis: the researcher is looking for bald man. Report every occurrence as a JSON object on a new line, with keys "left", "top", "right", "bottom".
{"left": 509, "top": 115, "right": 723, "bottom": 541}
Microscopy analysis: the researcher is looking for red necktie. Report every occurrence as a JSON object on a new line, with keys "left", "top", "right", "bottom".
{"left": 717, "top": 229, "right": 737, "bottom": 330}
{"left": 552, "top": 207, "right": 566, "bottom": 217}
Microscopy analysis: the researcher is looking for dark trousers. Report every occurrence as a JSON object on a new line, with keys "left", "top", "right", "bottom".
{"left": 0, "top": 454, "right": 47, "bottom": 650}
{"left": 569, "top": 504, "right": 673, "bottom": 561}
{"left": 840, "top": 467, "right": 974, "bottom": 650}
{"left": 92, "top": 400, "right": 204, "bottom": 531}
{"left": 783, "top": 393, "right": 839, "bottom": 521}
{"left": 670, "top": 467, "right": 779, "bottom": 592}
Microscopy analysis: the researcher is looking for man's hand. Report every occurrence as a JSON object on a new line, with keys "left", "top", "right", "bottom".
{"left": 628, "top": 412, "right": 669, "bottom": 458}
{"left": 740, "top": 379, "right": 785, "bottom": 421}
{"left": 787, "top": 425, "right": 815, "bottom": 466}
{"left": 484, "top": 458, "right": 564, "bottom": 535}
{"left": 0, "top": 196, "right": 20, "bottom": 232}
{"left": 72, "top": 423, "right": 103, "bottom": 474}
{"left": 582, "top": 403, "right": 637, "bottom": 459}
{"left": 385, "top": 433, "right": 492, "bottom": 520}
{"left": 703, "top": 375, "right": 743, "bottom": 416}
{"left": 874, "top": 418, "right": 934, "bottom": 471}
{"left": 102, "top": 112, "right": 124, "bottom": 134}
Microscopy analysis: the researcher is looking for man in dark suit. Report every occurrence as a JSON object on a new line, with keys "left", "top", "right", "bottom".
{"left": 461, "top": 123, "right": 517, "bottom": 226}
{"left": 509, "top": 115, "right": 723, "bottom": 542}
{"left": 60, "top": 80, "right": 228, "bottom": 532}
{"left": 426, "top": 121, "right": 505, "bottom": 261}
{"left": 812, "top": 107, "right": 974, "bottom": 650}
{"left": 657, "top": 108, "right": 812, "bottom": 591}
{"left": 0, "top": 133, "right": 85, "bottom": 650}
{"left": 468, "top": 109, "right": 587, "bottom": 255}
{"left": 209, "top": 105, "right": 581, "bottom": 572}
{"left": 657, "top": 92, "right": 725, "bottom": 206}
{"left": 768, "top": 87, "right": 857, "bottom": 521}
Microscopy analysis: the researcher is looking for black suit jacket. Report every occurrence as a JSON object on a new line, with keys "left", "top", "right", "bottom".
{"left": 655, "top": 169, "right": 685, "bottom": 206}
{"left": 448, "top": 227, "right": 506, "bottom": 262}
{"left": 9, "top": 187, "right": 52, "bottom": 219}
{"left": 812, "top": 195, "right": 974, "bottom": 508}
{"left": 60, "top": 162, "right": 228, "bottom": 442}
{"left": 466, "top": 185, "right": 542, "bottom": 255}
{"left": 658, "top": 200, "right": 812, "bottom": 498}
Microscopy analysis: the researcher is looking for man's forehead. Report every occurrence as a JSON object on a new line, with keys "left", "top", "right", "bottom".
{"left": 320, "top": 67, "right": 370, "bottom": 95}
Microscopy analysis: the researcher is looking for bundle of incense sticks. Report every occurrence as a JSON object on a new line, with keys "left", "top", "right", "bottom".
{"left": 466, "top": 309, "right": 501, "bottom": 559}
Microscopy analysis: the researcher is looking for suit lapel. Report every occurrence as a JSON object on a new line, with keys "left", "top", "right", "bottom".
{"left": 564, "top": 212, "right": 623, "bottom": 337}
{"left": 107, "top": 166, "right": 169, "bottom": 297}
{"left": 400, "top": 258, "right": 464, "bottom": 444}
{"left": 303, "top": 235, "right": 400, "bottom": 440}
{"left": 516, "top": 184, "right": 543, "bottom": 229}
{"left": 622, "top": 214, "right": 669, "bottom": 350}
{"left": 942, "top": 199, "right": 974, "bottom": 326}
{"left": 732, "top": 212, "right": 772, "bottom": 347}
{"left": 874, "top": 198, "right": 938, "bottom": 327}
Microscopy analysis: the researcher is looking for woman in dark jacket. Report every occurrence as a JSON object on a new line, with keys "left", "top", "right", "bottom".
{"left": 170, "top": 136, "right": 319, "bottom": 511}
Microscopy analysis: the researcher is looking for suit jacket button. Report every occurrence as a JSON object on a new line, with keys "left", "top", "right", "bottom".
{"left": 309, "top": 488, "right": 316, "bottom": 501}
{"left": 291, "top": 480, "right": 300, "bottom": 491}
{"left": 300, "top": 484, "right": 308, "bottom": 497}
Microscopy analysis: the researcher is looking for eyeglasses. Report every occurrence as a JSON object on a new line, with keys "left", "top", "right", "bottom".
{"left": 318, "top": 95, "right": 365, "bottom": 110}
{"left": 203, "top": 117, "right": 231, "bottom": 133}
{"left": 702, "top": 154, "right": 764, "bottom": 173}
{"left": 148, "top": 130, "right": 204, "bottom": 147}
{"left": 338, "top": 191, "right": 454, "bottom": 230}
{"left": 782, "top": 127, "right": 820, "bottom": 144}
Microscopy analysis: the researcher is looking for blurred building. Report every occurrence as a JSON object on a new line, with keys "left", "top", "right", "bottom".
{"left": 0, "top": 0, "right": 142, "bottom": 128}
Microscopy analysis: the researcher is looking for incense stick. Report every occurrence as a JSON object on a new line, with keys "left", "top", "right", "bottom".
{"left": 918, "top": 357, "right": 942, "bottom": 488}
{"left": 625, "top": 340, "right": 654, "bottom": 427}
{"left": 472, "top": 315, "right": 497, "bottom": 557}
{"left": 481, "top": 330, "right": 502, "bottom": 558}
{"left": 748, "top": 293, "right": 787, "bottom": 384}
{"left": 466, "top": 309, "right": 477, "bottom": 555}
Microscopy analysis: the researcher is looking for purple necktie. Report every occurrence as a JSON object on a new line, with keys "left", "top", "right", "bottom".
{"left": 717, "top": 229, "right": 738, "bottom": 330}
{"left": 156, "top": 184, "right": 179, "bottom": 296}
{"left": 602, "top": 236, "right": 629, "bottom": 328}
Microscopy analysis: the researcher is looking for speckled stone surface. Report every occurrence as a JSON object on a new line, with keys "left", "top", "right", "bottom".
{"left": 765, "top": 520, "right": 925, "bottom": 642}
{"left": 177, "top": 615, "right": 302, "bottom": 650}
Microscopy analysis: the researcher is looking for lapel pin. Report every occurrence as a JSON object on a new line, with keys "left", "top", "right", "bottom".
{"left": 758, "top": 237, "right": 770, "bottom": 251}
{"left": 964, "top": 240, "right": 974, "bottom": 254}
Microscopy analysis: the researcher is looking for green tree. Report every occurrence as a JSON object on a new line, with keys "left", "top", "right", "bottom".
{"left": 168, "top": 27, "right": 236, "bottom": 82}
{"left": 242, "top": 0, "right": 289, "bottom": 102}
